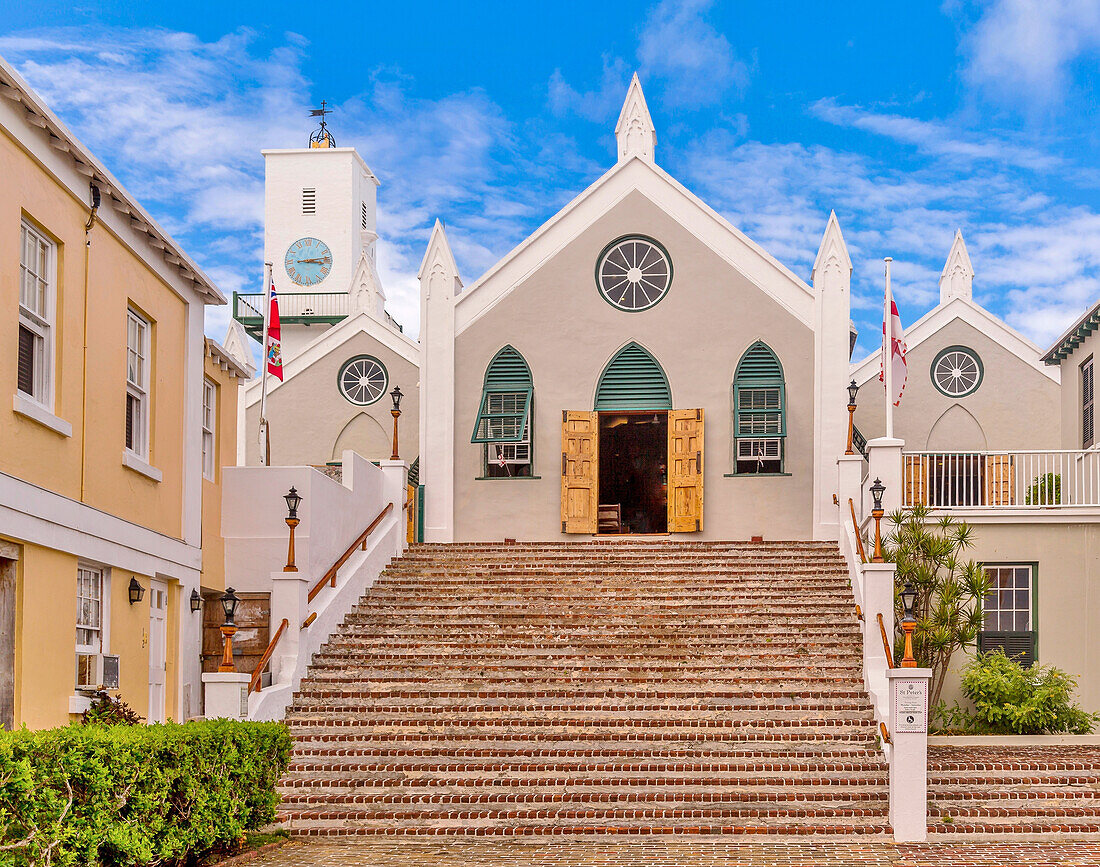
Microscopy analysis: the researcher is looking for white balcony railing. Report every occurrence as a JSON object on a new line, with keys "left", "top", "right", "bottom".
{"left": 902, "top": 450, "right": 1100, "bottom": 509}
{"left": 234, "top": 292, "right": 349, "bottom": 321}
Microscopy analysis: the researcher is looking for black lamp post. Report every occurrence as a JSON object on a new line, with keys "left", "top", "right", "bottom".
{"left": 870, "top": 477, "right": 886, "bottom": 563}
{"left": 900, "top": 582, "right": 918, "bottom": 668}
{"left": 218, "top": 587, "right": 240, "bottom": 672}
{"left": 283, "top": 487, "right": 301, "bottom": 572}
{"left": 389, "top": 386, "right": 403, "bottom": 461}
{"left": 128, "top": 576, "right": 145, "bottom": 605}
{"left": 189, "top": 588, "right": 202, "bottom": 614}
{"left": 846, "top": 379, "right": 860, "bottom": 455}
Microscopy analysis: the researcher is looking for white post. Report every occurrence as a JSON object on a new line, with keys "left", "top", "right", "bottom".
{"left": 258, "top": 262, "right": 273, "bottom": 466}
{"left": 862, "top": 562, "right": 895, "bottom": 716}
{"left": 866, "top": 437, "right": 903, "bottom": 517}
{"left": 888, "top": 667, "right": 932, "bottom": 842}
{"left": 269, "top": 570, "right": 308, "bottom": 686}
{"left": 379, "top": 460, "right": 410, "bottom": 558}
{"left": 201, "top": 672, "right": 251, "bottom": 720}
{"left": 883, "top": 257, "right": 894, "bottom": 440}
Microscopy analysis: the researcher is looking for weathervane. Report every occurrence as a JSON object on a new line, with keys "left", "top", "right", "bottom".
{"left": 308, "top": 100, "right": 336, "bottom": 148}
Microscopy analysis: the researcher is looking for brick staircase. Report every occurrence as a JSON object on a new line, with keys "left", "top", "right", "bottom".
{"left": 278, "top": 541, "right": 890, "bottom": 837}
{"left": 927, "top": 745, "right": 1100, "bottom": 835}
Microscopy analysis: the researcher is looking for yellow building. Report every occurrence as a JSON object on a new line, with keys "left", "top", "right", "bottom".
{"left": 0, "top": 55, "right": 244, "bottom": 728}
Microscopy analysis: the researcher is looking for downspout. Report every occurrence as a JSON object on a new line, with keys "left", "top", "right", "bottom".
{"left": 79, "top": 183, "right": 100, "bottom": 502}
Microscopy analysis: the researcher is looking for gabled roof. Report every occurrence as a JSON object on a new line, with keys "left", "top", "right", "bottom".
{"left": 205, "top": 336, "right": 253, "bottom": 379}
{"left": 242, "top": 306, "right": 420, "bottom": 406}
{"left": 1042, "top": 300, "right": 1100, "bottom": 365}
{"left": 850, "top": 296, "right": 1059, "bottom": 385}
{"left": 453, "top": 155, "right": 815, "bottom": 334}
{"left": 0, "top": 55, "right": 225, "bottom": 305}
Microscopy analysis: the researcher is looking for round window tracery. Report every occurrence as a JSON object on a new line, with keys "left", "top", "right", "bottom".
{"left": 596, "top": 236, "right": 672, "bottom": 312}
{"left": 931, "top": 346, "right": 983, "bottom": 397}
{"left": 338, "top": 355, "right": 388, "bottom": 405}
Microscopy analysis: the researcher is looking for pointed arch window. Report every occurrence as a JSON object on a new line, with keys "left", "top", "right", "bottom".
{"left": 733, "top": 342, "right": 787, "bottom": 474}
{"left": 471, "top": 346, "right": 533, "bottom": 478}
{"left": 594, "top": 342, "right": 672, "bottom": 411}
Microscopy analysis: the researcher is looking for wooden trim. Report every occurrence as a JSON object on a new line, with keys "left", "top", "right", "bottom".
{"left": 849, "top": 499, "right": 866, "bottom": 563}
{"left": 879, "top": 722, "right": 892, "bottom": 745}
{"left": 877, "top": 613, "right": 894, "bottom": 668}
{"left": 306, "top": 502, "right": 393, "bottom": 604}
{"left": 247, "top": 618, "right": 288, "bottom": 695}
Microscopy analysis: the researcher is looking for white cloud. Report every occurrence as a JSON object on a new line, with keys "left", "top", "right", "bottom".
{"left": 956, "top": 0, "right": 1100, "bottom": 106}
{"left": 637, "top": 0, "right": 749, "bottom": 108}
{"left": 810, "top": 98, "right": 1059, "bottom": 170}
{"left": 549, "top": 56, "right": 632, "bottom": 122}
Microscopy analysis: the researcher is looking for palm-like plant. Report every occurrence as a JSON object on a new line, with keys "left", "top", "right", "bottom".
{"left": 882, "top": 504, "right": 990, "bottom": 706}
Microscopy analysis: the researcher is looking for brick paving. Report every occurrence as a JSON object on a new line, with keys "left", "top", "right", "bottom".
{"left": 251, "top": 839, "right": 1100, "bottom": 866}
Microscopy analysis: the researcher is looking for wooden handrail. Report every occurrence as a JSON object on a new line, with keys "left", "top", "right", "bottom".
{"left": 849, "top": 498, "right": 867, "bottom": 563}
{"left": 248, "top": 618, "right": 288, "bottom": 695}
{"left": 879, "top": 721, "right": 892, "bottom": 745}
{"left": 855, "top": 604, "right": 864, "bottom": 622}
{"left": 307, "top": 502, "right": 393, "bottom": 604}
{"left": 877, "top": 613, "right": 894, "bottom": 668}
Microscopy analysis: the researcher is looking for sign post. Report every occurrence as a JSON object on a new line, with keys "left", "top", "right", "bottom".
{"left": 887, "top": 667, "right": 932, "bottom": 841}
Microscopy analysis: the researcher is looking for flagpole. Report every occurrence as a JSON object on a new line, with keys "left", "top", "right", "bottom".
{"left": 258, "top": 262, "right": 273, "bottom": 466}
{"left": 884, "top": 257, "right": 894, "bottom": 440}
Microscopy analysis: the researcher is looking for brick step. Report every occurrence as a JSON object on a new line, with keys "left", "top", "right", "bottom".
{"left": 378, "top": 565, "right": 850, "bottom": 576}
{"left": 928, "top": 820, "right": 1100, "bottom": 835}
{"left": 289, "top": 699, "right": 874, "bottom": 715}
{"left": 305, "top": 658, "right": 863, "bottom": 674}
{"left": 315, "top": 639, "right": 862, "bottom": 654}
{"left": 933, "top": 805, "right": 1100, "bottom": 819}
{"left": 276, "top": 822, "right": 893, "bottom": 837}
{"left": 276, "top": 804, "right": 889, "bottom": 824}
{"left": 298, "top": 673, "right": 866, "bottom": 687}
{"left": 290, "top": 690, "right": 870, "bottom": 706}
{"left": 286, "top": 731, "right": 880, "bottom": 746}
{"left": 927, "top": 772, "right": 1100, "bottom": 787}
{"left": 285, "top": 717, "right": 876, "bottom": 735}
{"left": 283, "top": 758, "right": 888, "bottom": 776}
{"left": 287, "top": 743, "right": 883, "bottom": 760}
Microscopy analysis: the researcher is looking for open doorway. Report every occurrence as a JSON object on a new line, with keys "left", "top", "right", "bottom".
{"left": 598, "top": 412, "right": 667, "bottom": 534}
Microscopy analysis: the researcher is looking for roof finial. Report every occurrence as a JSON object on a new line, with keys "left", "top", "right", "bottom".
{"left": 309, "top": 100, "right": 336, "bottom": 148}
{"left": 615, "top": 73, "right": 656, "bottom": 164}
{"left": 939, "top": 228, "right": 974, "bottom": 305}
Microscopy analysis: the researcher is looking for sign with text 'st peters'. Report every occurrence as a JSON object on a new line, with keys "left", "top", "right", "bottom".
{"left": 893, "top": 679, "right": 928, "bottom": 734}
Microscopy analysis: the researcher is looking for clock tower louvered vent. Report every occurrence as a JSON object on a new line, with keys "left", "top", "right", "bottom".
{"left": 302, "top": 188, "right": 316, "bottom": 215}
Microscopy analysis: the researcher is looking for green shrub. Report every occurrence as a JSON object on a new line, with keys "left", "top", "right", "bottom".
{"left": 79, "top": 692, "right": 143, "bottom": 726}
{"left": 1025, "top": 473, "right": 1061, "bottom": 505}
{"left": 0, "top": 719, "right": 290, "bottom": 866}
{"left": 936, "top": 649, "right": 1099, "bottom": 735}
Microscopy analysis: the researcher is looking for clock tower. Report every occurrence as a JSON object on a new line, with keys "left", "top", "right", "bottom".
{"left": 261, "top": 136, "right": 382, "bottom": 355}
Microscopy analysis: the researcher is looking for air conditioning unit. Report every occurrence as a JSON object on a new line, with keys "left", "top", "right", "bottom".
{"left": 76, "top": 654, "right": 120, "bottom": 691}
{"left": 737, "top": 438, "right": 781, "bottom": 460}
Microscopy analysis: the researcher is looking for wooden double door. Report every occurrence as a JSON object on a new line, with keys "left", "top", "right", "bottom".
{"left": 561, "top": 409, "right": 703, "bottom": 534}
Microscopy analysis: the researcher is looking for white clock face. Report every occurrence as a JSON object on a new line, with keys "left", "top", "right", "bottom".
{"left": 285, "top": 237, "right": 332, "bottom": 287}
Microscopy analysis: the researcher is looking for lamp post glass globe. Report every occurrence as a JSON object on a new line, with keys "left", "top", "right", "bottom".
{"left": 284, "top": 487, "right": 302, "bottom": 520}
{"left": 870, "top": 478, "right": 885, "bottom": 512}
{"left": 220, "top": 586, "right": 240, "bottom": 626}
{"left": 190, "top": 588, "right": 202, "bottom": 613}
{"left": 390, "top": 385, "right": 403, "bottom": 412}
{"left": 901, "top": 582, "right": 918, "bottom": 622}
{"left": 847, "top": 379, "right": 859, "bottom": 407}
{"left": 128, "top": 576, "right": 145, "bottom": 605}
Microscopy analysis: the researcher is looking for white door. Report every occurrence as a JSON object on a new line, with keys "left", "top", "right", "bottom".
{"left": 148, "top": 580, "right": 167, "bottom": 723}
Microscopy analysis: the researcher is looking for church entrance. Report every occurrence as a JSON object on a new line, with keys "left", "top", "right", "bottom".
{"left": 597, "top": 412, "right": 668, "bottom": 534}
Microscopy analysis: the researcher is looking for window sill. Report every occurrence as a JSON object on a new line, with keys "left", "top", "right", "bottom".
{"left": 13, "top": 393, "right": 72, "bottom": 437}
{"left": 723, "top": 472, "right": 793, "bottom": 477}
{"left": 475, "top": 475, "right": 542, "bottom": 480}
{"left": 123, "top": 450, "right": 163, "bottom": 482}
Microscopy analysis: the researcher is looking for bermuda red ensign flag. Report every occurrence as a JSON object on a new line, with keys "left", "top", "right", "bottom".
{"left": 880, "top": 294, "right": 907, "bottom": 406}
{"left": 266, "top": 284, "right": 284, "bottom": 381}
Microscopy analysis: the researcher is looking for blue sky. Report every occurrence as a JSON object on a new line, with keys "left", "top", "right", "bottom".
{"left": 5, "top": 0, "right": 1100, "bottom": 358}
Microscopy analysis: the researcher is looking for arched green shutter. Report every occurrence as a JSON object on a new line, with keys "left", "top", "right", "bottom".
{"left": 471, "top": 346, "right": 533, "bottom": 443}
{"left": 734, "top": 342, "right": 786, "bottom": 472}
{"left": 594, "top": 343, "right": 672, "bottom": 411}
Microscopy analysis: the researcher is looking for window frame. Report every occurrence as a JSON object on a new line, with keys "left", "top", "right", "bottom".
{"left": 732, "top": 343, "right": 787, "bottom": 475}
{"left": 201, "top": 377, "right": 217, "bottom": 481}
{"left": 125, "top": 307, "right": 151, "bottom": 460}
{"left": 17, "top": 220, "right": 56, "bottom": 408}
{"left": 930, "top": 345, "right": 984, "bottom": 398}
{"left": 75, "top": 564, "right": 111, "bottom": 689}
{"left": 481, "top": 392, "right": 533, "bottom": 477}
{"left": 1082, "top": 355, "right": 1094, "bottom": 450}
{"left": 979, "top": 562, "right": 1038, "bottom": 667}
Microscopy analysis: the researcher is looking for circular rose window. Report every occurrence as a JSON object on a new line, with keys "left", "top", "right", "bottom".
{"left": 931, "top": 346, "right": 983, "bottom": 397}
{"left": 338, "top": 355, "right": 388, "bottom": 405}
{"left": 596, "top": 236, "right": 672, "bottom": 311}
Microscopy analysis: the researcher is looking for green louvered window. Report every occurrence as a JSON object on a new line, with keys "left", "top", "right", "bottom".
{"left": 733, "top": 341, "right": 787, "bottom": 474}
{"left": 472, "top": 346, "right": 533, "bottom": 478}
{"left": 594, "top": 342, "right": 672, "bottom": 411}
